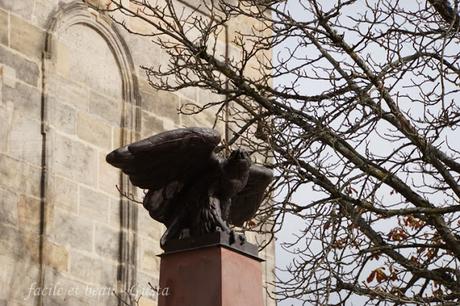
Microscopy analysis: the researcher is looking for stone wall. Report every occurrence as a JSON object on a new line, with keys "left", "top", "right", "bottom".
{"left": 0, "top": 1, "right": 276, "bottom": 306}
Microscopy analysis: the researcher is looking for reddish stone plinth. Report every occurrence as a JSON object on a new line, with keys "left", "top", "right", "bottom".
{"left": 158, "top": 244, "right": 264, "bottom": 306}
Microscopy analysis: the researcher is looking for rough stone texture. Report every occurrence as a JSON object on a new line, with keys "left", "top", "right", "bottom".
{"left": 7, "top": 114, "right": 42, "bottom": 166}
{"left": 58, "top": 24, "right": 123, "bottom": 99}
{"left": 108, "top": 198, "right": 121, "bottom": 227}
{"left": 0, "top": 0, "right": 34, "bottom": 20}
{"left": 139, "top": 237, "right": 161, "bottom": 273}
{"left": 43, "top": 239, "right": 69, "bottom": 272}
{"left": 32, "top": 0, "right": 62, "bottom": 30}
{"left": 51, "top": 209, "right": 94, "bottom": 252}
{"left": 2, "top": 82, "right": 41, "bottom": 121}
{"left": 0, "top": 154, "right": 41, "bottom": 197}
{"left": 0, "top": 222, "right": 40, "bottom": 305}
{"left": 77, "top": 112, "right": 112, "bottom": 149}
{"left": 139, "top": 80, "right": 181, "bottom": 122}
{"left": 10, "top": 15, "right": 45, "bottom": 59}
{"left": 0, "top": 187, "right": 18, "bottom": 226}
{"left": 0, "top": 100, "right": 13, "bottom": 153}
{"left": 47, "top": 75, "right": 90, "bottom": 112}
{"left": 0, "top": 45, "right": 40, "bottom": 86}
{"left": 51, "top": 176, "right": 78, "bottom": 212}
{"left": 79, "top": 186, "right": 110, "bottom": 224}
{"left": 70, "top": 250, "right": 117, "bottom": 285}
{"left": 138, "top": 210, "right": 163, "bottom": 242}
{"left": 0, "top": 9, "right": 8, "bottom": 46}
{"left": 16, "top": 194, "right": 42, "bottom": 233}
{"left": 141, "top": 110, "right": 164, "bottom": 137}
{"left": 1, "top": 64, "right": 17, "bottom": 88}
{"left": 53, "top": 134, "right": 98, "bottom": 185}
{"left": 89, "top": 91, "right": 122, "bottom": 125}
{"left": 0, "top": 1, "right": 277, "bottom": 306}
{"left": 50, "top": 101, "right": 77, "bottom": 135}
{"left": 94, "top": 224, "right": 119, "bottom": 261}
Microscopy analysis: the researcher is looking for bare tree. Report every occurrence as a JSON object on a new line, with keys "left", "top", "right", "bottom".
{"left": 91, "top": 0, "right": 460, "bottom": 304}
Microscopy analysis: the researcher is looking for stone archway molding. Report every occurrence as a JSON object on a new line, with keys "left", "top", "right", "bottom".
{"left": 39, "top": 2, "right": 140, "bottom": 305}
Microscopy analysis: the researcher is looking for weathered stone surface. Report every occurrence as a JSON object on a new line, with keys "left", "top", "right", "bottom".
{"left": 2, "top": 82, "right": 41, "bottom": 121}
{"left": 111, "top": 126, "right": 122, "bottom": 149}
{"left": 79, "top": 186, "right": 110, "bottom": 224}
{"left": 108, "top": 198, "right": 121, "bottom": 227}
{"left": 0, "top": 101, "right": 13, "bottom": 153}
{"left": 198, "top": 87, "right": 224, "bottom": 106}
{"left": 137, "top": 211, "right": 163, "bottom": 242}
{"left": 10, "top": 15, "right": 45, "bottom": 59}
{"left": 139, "top": 81, "right": 180, "bottom": 122}
{"left": 0, "top": 187, "right": 18, "bottom": 226}
{"left": 0, "top": 251, "right": 39, "bottom": 305}
{"left": 53, "top": 134, "right": 98, "bottom": 185}
{"left": 89, "top": 90, "right": 122, "bottom": 126}
{"left": 31, "top": 0, "right": 59, "bottom": 29}
{"left": 84, "top": 0, "right": 112, "bottom": 10}
{"left": 7, "top": 114, "right": 42, "bottom": 166}
{"left": 0, "top": 46, "right": 39, "bottom": 86}
{"left": 70, "top": 250, "right": 117, "bottom": 286}
{"left": 51, "top": 175, "right": 78, "bottom": 212}
{"left": 141, "top": 111, "right": 163, "bottom": 137}
{"left": 53, "top": 40, "right": 70, "bottom": 77}
{"left": 0, "top": 9, "right": 8, "bottom": 46}
{"left": 51, "top": 101, "right": 76, "bottom": 135}
{"left": 1, "top": 64, "right": 16, "bottom": 88}
{"left": 120, "top": 31, "right": 163, "bottom": 70}
{"left": 58, "top": 24, "right": 123, "bottom": 99}
{"left": 94, "top": 224, "right": 119, "bottom": 260}
{"left": 42, "top": 269, "right": 95, "bottom": 306}
{"left": 51, "top": 209, "right": 93, "bottom": 252}
{"left": 47, "top": 75, "right": 90, "bottom": 112}
{"left": 43, "top": 239, "right": 69, "bottom": 272}
{"left": 16, "top": 194, "right": 41, "bottom": 233}
{"left": 139, "top": 238, "right": 160, "bottom": 273}
{"left": 0, "top": 0, "right": 34, "bottom": 19}
{"left": 177, "top": 86, "right": 197, "bottom": 101}
{"left": 0, "top": 154, "right": 41, "bottom": 197}
{"left": 0, "top": 73, "right": 2, "bottom": 104}
{"left": 77, "top": 112, "right": 112, "bottom": 149}
{"left": 0, "top": 223, "right": 40, "bottom": 259}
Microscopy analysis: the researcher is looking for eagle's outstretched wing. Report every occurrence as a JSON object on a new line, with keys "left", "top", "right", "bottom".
{"left": 106, "top": 127, "right": 221, "bottom": 225}
{"left": 106, "top": 127, "right": 220, "bottom": 189}
{"left": 229, "top": 165, "right": 273, "bottom": 227}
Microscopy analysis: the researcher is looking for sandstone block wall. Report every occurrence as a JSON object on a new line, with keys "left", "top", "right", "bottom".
{"left": 0, "top": 1, "right": 276, "bottom": 306}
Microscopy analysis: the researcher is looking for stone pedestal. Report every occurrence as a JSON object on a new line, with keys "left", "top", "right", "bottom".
{"left": 158, "top": 232, "right": 264, "bottom": 306}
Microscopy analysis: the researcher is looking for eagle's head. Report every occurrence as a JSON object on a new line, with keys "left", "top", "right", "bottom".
{"left": 218, "top": 149, "right": 251, "bottom": 198}
{"left": 226, "top": 149, "right": 251, "bottom": 172}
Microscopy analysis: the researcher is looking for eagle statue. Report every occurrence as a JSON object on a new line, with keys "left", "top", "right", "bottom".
{"left": 106, "top": 127, "right": 273, "bottom": 249}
